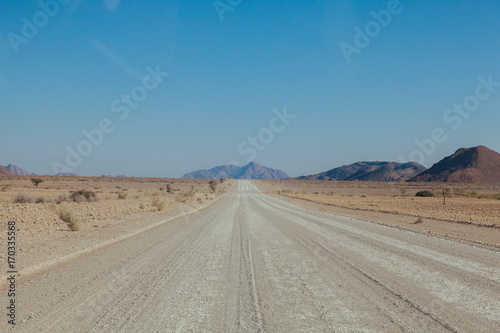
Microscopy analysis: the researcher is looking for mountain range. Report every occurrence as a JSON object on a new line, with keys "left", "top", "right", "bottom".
{"left": 296, "top": 161, "right": 427, "bottom": 182}
{"left": 2, "top": 145, "right": 499, "bottom": 183}
{"left": 183, "top": 162, "right": 289, "bottom": 180}
{"left": 409, "top": 146, "right": 500, "bottom": 184}
{"left": 4, "top": 164, "right": 34, "bottom": 175}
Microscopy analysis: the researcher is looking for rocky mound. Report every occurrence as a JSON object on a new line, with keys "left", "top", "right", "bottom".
{"left": 0, "top": 165, "right": 14, "bottom": 176}
{"left": 409, "top": 146, "right": 500, "bottom": 184}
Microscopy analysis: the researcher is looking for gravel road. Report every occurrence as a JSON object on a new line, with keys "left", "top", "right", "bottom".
{"left": 10, "top": 180, "right": 500, "bottom": 332}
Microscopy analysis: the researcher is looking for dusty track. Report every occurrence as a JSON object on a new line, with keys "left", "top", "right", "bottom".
{"left": 9, "top": 181, "right": 500, "bottom": 332}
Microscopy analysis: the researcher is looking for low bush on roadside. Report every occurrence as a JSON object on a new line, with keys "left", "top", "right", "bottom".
{"left": 208, "top": 180, "right": 218, "bottom": 193}
{"left": 14, "top": 192, "right": 34, "bottom": 204}
{"left": 35, "top": 196, "right": 46, "bottom": 204}
{"left": 117, "top": 192, "right": 128, "bottom": 199}
{"left": 58, "top": 204, "right": 80, "bottom": 231}
{"left": 70, "top": 189, "right": 98, "bottom": 203}
{"left": 152, "top": 197, "right": 165, "bottom": 211}
{"left": 49, "top": 200, "right": 58, "bottom": 214}
{"left": 415, "top": 190, "right": 434, "bottom": 197}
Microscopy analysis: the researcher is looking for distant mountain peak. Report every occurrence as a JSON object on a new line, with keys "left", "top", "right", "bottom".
{"left": 409, "top": 145, "right": 500, "bottom": 184}
{"left": 182, "top": 162, "right": 289, "bottom": 180}
{"left": 56, "top": 173, "right": 79, "bottom": 177}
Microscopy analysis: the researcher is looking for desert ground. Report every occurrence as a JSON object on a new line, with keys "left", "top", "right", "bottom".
{"left": 1, "top": 180, "right": 498, "bottom": 332}
{"left": 0, "top": 175, "right": 231, "bottom": 279}
{"left": 255, "top": 179, "right": 500, "bottom": 250}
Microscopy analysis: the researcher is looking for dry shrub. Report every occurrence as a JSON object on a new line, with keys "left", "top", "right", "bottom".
{"left": 152, "top": 197, "right": 165, "bottom": 211}
{"left": 14, "top": 193, "right": 34, "bottom": 204}
{"left": 117, "top": 192, "right": 128, "bottom": 199}
{"left": 58, "top": 204, "right": 80, "bottom": 231}
{"left": 56, "top": 194, "right": 72, "bottom": 204}
{"left": 49, "top": 200, "right": 58, "bottom": 214}
{"left": 1, "top": 184, "right": 13, "bottom": 192}
{"left": 416, "top": 191, "right": 434, "bottom": 197}
{"left": 70, "top": 189, "right": 98, "bottom": 203}
{"left": 412, "top": 217, "right": 424, "bottom": 224}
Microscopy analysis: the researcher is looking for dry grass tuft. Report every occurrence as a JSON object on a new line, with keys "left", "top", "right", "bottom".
{"left": 152, "top": 197, "right": 165, "bottom": 211}
{"left": 57, "top": 204, "right": 80, "bottom": 231}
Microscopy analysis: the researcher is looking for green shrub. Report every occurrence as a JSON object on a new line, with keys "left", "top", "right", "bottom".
{"left": 31, "top": 178, "right": 44, "bottom": 187}
{"left": 415, "top": 190, "right": 434, "bottom": 197}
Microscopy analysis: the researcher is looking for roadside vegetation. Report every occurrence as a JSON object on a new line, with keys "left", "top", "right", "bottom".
{"left": 56, "top": 204, "right": 80, "bottom": 231}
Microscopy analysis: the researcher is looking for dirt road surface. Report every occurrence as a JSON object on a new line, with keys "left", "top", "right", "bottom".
{"left": 7, "top": 181, "right": 500, "bottom": 332}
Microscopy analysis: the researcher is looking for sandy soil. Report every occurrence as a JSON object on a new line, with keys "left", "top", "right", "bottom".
{"left": 0, "top": 176, "right": 231, "bottom": 280}
{"left": 254, "top": 179, "right": 500, "bottom": 250}
{"left": 7, "top": 181, "right": 500, "bottom": 332}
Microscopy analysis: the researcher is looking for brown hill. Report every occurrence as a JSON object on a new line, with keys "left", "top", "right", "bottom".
{"left": 409, "top": 146, "right": 500, "bottom": 184}
{"left": 0, "top": 165, "right": 14, "bottom": 176}
{"left": 297, "top": 162, "right": 426, "bottom": 182}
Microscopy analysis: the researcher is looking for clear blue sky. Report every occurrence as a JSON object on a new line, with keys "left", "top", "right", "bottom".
{"left": 1, "top": 0, "right": 499, "bottom": 177}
